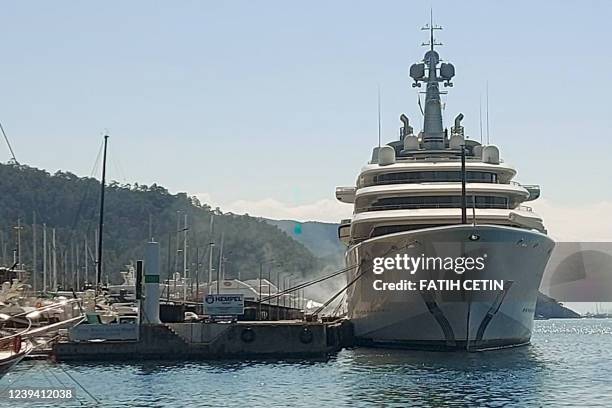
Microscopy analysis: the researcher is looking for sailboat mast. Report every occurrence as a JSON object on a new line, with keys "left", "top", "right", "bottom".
{"left": 96, "top": 134, "right": 109, "bottom": 292}
{"left": 75, "top": 239, "right": 80, "bottom": 290}
{"left": 52, "top": 228, "right": 57, "bottom": 291}
{"left": 174, "top": 210, "right": 180, "bottom": 297}
{"left": 42, "top": 223, "right": 47, "bottom": 292}
{"left": 217, "top": 233, "right": 224, "bottom": 294}
{"left": 84, "top": 237, "right": 88, "bottom": 286}
{"left": 32, "top": 212, "right": 37, "bottom": 292}
{"left": 15, "top": 217, "right": 22, "bottom": 269}
{"left": 183, "top": 213, "right": 188, "bottom": 301}
{"left": 208, "top": 214, "right": 214, "bottom": 288}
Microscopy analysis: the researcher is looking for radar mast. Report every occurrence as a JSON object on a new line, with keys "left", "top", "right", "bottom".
{"left": 409, "top": 12, "right": 455, "bottom": 150}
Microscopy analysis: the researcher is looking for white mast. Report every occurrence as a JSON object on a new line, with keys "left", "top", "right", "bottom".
{"left": 32, "top": 213, "right": 37, "bottom": 292}
{"left": 207, "top": 243, "right": 214, "bottom": 291}
{"left": 84, "top": 236, "right": 88, "bottom": 286}
{"left": 71, "top": 240, "right": 75, "bottom": 289}
{"left": 182, "top": 213, "right": 188, "bottom": 301}
{"left": 174, "top": 211, "right": 180, "bottom": 297}
{"left": 76, "top": 239, "right": 80, "bottom": 290}
{"left": 42, "top": 224, "right": 47, "bottom": 293}
{"left": 52, "top": 228, "right": 57, "bottom": 291}
{"left": 217, "top": 233, "right": 224, "bottom": 294}
{"left": 63, "top": 247, "right": 68, "bottom": 289}
{"left": 15, "top": 218, "right": 22, "bottom": 270}
{"left": 207, "top": 214, "right": 215, "bottom": 289}
{"left": 94, "top": 228, "right": 98, "bottom": 287}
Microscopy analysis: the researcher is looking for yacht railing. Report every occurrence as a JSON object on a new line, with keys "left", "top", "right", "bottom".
{"left": 393, "top": 155, "right": 497, "bottom": 162}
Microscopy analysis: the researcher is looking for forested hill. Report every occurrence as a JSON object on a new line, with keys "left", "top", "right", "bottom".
{"left": 0, "top": 162, "right": 319, "bottom": 286}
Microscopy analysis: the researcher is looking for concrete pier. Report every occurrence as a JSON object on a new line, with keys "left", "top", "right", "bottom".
{"left": 52, "top": 320, "right": 353, "bottom": 361}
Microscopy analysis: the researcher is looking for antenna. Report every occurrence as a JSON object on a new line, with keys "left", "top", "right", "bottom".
{"left": 377, "top": 84, "right": 381, "bottom": 148}
{"left": 0, "top": 121, "right": 19, "bottom": 165}
{"left": 418, "top": 93, "right": 424, "bottom": 116}
{"left": 429, "top": 9, "right": 434, "bottom": 51}
{"left": 421, "top": 9, "right": 443, "bottom": 50}
{"left": 479, "top": 95, "right": 483, "bottom": 143}
{"left": 486, "top": 81, "right": 490, "bottom": 144}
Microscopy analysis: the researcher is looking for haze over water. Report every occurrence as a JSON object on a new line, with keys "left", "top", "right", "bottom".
{"left": 1, "top": 319, "right": 610, "bottom": 407}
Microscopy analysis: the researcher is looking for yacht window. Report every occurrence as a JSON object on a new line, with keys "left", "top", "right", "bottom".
{"left": 371, "top": 171, "right": 497, "bottom": 185}
{"left": 364, "top": 195, "right": 508, "bottom": 211}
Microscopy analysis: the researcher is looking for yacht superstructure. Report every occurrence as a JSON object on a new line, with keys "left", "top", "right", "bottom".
{"left": 336, "top": 22, "right": 554, "bottom": 350}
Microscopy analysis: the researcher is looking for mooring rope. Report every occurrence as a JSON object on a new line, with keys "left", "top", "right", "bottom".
{"left": 312, "top": 240, "right": 416, "bottom": 316}
{"left": 258, "top": 263, "right": 359, "bottom": 304}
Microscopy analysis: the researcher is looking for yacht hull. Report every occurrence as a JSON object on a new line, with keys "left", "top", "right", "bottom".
{"left": 346, "top": 224, "right": 554, "bottom": 351}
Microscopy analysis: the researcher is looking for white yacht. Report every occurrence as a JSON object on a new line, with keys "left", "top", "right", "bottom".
{"left": 336, "top": 23, "right": 554, "bottom": 350}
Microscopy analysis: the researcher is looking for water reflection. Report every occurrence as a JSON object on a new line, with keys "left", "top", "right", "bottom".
{"left": 334, "top": 346, "right": 547, "bottom": 407}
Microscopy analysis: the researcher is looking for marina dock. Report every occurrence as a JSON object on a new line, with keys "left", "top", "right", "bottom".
{"left": 52, "top": 319, "right": 354, "bottom": 361}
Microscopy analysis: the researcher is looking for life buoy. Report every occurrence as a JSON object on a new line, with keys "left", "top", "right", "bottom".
{"left": 240, "top": 327, "right": 255, "bottom": 343}
{"left": 299, "top": 327, "right": 313, "bottom": 344}
{"left": 12, "top": 336, "right": 21, "bottom": 354}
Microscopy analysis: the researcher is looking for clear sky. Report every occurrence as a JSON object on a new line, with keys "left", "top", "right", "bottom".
{"left": 1, "top": 1, "right": 611, "bottom": 237}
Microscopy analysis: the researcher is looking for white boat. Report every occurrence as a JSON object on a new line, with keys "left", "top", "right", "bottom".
{"left": 335, "top": 21, "right": 554, "bottom": 351}
{"left": 0, "top": 335, "right": 33, "bottom": 378}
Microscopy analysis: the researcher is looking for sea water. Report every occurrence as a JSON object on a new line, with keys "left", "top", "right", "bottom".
{"left": 1, "top": 319, "right": 610, "bottom": 407}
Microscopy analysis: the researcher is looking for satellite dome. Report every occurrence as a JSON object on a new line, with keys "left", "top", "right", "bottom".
{"left": 482, "top": 145, "right": 500, "bottom": 164}
{"left": 409, "top": 63, "right": 425, "bottom": 81}
{"left": 449, "top": 134, "right": 463, "bottom": 150}
{"left": 424, "top": 50, "right": 439, "bottom": 65}
{"left": 440, "top": 63, "right": 455, "bottom": 80}
{"left": 403, "top": 135, "right": 419, "bottom": 151}
{"left": 378, "top": 146, "right": 396, "bottom": 166}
